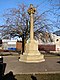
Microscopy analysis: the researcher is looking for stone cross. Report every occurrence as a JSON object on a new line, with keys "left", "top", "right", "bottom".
{"left": 19, "top": 4, "right": 45, "bottom": 62}
{"left": 28, "top": 4, "right": 36, "bottom": 41}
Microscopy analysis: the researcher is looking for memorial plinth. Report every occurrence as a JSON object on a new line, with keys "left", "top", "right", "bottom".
{"left": 19, "top": 4, "right": 45, "bottom": 62}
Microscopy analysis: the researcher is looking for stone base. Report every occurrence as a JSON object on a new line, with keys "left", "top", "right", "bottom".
{"left": 19, "top": 53, "right": 45, "bottom": 63}
{"left": 19, "top": 39, "right": 45, "bottom": 63}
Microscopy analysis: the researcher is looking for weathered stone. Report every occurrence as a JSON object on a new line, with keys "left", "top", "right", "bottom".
{"left": 19, "top": 4, "right": 45, "bottom": 63}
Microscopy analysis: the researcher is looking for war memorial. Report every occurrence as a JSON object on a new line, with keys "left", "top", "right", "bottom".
{"left": 0, "top": 4, "right": 60, "bottom": 80}
{"left": 19, "top": 4, "right": 45, "bottom": 62}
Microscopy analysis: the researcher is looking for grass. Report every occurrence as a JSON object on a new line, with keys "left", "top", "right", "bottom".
{"left": 0, "top": 51, "right": 19, "bottom": 56}
{"left": 15, "top": 73, "right": 60, "bottom": 80}
{"left": 0, "top": 51, "right": 60, "bottom": 57}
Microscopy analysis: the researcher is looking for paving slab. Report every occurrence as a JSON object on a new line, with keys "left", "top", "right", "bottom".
{"left": 3, "top": 55, "right": 60, "bottom": 75}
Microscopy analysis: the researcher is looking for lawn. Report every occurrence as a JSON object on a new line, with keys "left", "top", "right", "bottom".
{"left": 15, "top": 73, "right": 60, "bottom": 80}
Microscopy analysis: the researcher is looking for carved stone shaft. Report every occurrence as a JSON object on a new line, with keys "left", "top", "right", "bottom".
{"left": 28, "top": 4, "right": 36, "bottom": 41}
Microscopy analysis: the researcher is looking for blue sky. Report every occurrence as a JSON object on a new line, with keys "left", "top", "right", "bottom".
{"left": 0, "top": 0, "right": 52, "bottom": 25}
{"left": 0, "top": 0, "right": 59, "bottom": 33}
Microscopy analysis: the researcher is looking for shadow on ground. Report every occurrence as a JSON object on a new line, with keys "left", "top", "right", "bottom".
{"left": 57, "top": 61, "right": 60, "bottom": 64}
{"left": 31, "top": 75, "right": 37, "bottom": 80}
{"left": 0, "top": 63, "right": 6, "bottom": 80}
{"left": 0, "top": 62, "right": 17, "bottom": 80}
{"left": 3, "top": 71, "right": 17, "bottom": 80}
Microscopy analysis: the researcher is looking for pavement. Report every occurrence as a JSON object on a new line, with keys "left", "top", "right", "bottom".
{"left": 3, "top": 53, "right": 60, "bottom": 75}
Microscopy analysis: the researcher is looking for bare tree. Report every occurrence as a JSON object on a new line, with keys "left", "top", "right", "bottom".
{"left": 1, "top": 2, "right": 60, "bottom": 39}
